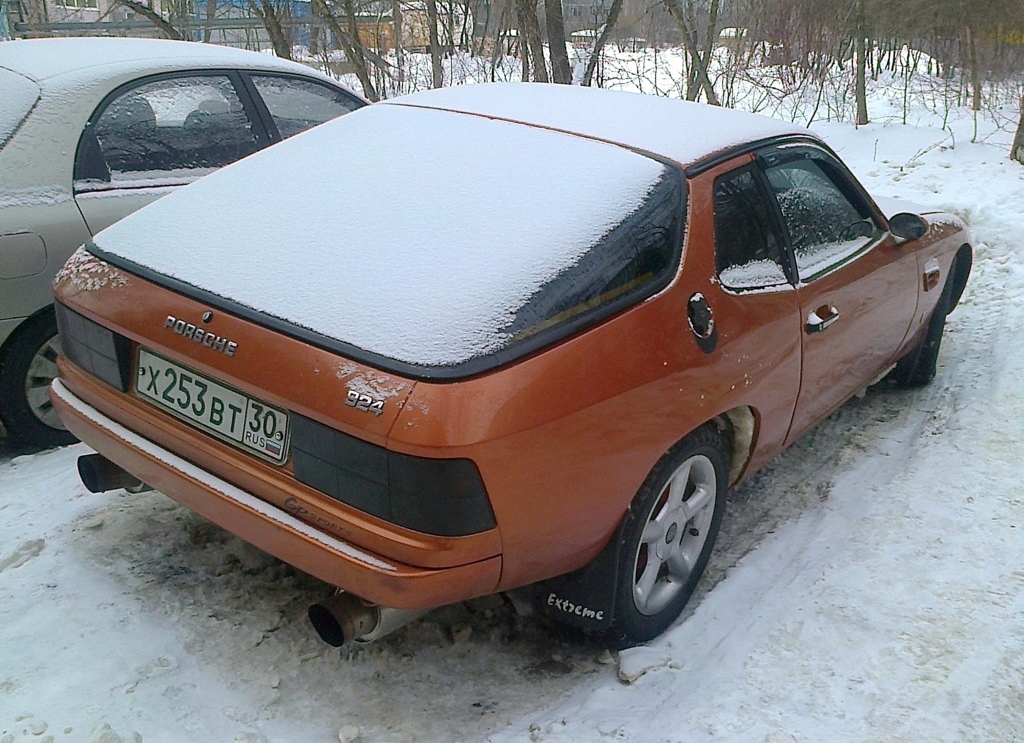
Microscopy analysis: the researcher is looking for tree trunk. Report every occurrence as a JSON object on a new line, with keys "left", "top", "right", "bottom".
{"left": 580, "top": 0, "right": 623, "bottom": 86}
{"left": 518, "top": 0, "right": 548, "bottom": 82}
{"left": 426, "top": 0, "right": 444, "bottom": 88}
{"left": 1012, "top": 97, "right": 1024, "bottom": 165}
{"left": 514, "top": 0, "right": 532, "bottom": 81}
{"left": 204, "top": 0, "right": 217, "bottom": 43}
{"left": 965, "top": 21, "right": 982, "bottom": 112}
{"left": 545, "top": 0, "right": 572, "bottom": 84}
{"left": 855, "top": 36, "right": 869, "bottom": 124}
{"left": 392, "top": 0, "right": 405, "bottom": 93}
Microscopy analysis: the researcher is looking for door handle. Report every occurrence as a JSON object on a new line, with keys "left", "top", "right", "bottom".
{"left": 806, "top": 305, "right": 840, "bottom": 334}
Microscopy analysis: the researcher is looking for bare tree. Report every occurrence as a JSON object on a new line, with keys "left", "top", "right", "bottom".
{"left": 248, "top": 0, "right": 291, "bottom": 59}
{"left": 517, "top": 0, "right": 548, "bottom": 82}
{"left": 662, "top": 0, "right": 720, "bottom": 104}
{"left": 580, "top": 0, "right": 624, "bottom": 86}
{"left": 311, "top": 0, "right": 380, "bottom": 100}
{"left": 114, "top": 0, "right": 183, "bottom": 40}
{"left": 545, "top": 0, "right": 572, "bottom": 84}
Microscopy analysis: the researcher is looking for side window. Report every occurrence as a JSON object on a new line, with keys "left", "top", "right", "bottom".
{"left": 714, "top": 166, "right": 788, "bottom": 289}
{"left": 83, "top": 75, "right": 259, "bottom": 186}
{"left": 250, "top": 75, "right": 361, "bottom": 139}
{"left": 764, "top": 157, "right": 879, "bottom": 279}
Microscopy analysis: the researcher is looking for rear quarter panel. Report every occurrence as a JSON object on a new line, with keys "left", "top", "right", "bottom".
{"left": 391, "top": 157, "right": 804, "bottom": 591}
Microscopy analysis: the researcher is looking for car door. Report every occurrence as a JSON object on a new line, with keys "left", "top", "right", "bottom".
{"left": 760, "top": 146, "right": 919, "bottom": 444}
{"left": 705, "top": 157, "right": 803, "bottom": 468}
{"left": 73, "top": 71, "right": 270, "bottom": 236}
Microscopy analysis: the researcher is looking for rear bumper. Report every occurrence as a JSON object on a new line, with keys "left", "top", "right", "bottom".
{"left": 50, "top": 378, "right": 502, "bottom": 609}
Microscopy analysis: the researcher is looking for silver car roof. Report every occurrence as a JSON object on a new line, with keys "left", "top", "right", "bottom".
{"left": 0, "top": 37, "right": 337, "bottom": 86}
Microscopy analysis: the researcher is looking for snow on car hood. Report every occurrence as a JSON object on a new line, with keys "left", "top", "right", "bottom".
{"left": 92, "top": 103, "right": 668, "bottom": 369}
{"left": 872, "top": 195, "right": 940, "bottom": 219}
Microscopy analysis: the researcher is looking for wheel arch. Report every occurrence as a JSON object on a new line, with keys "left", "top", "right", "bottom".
{"left": 711, "top": 404, "right": 758, "bottom": 486}
{"left": 946, "top": 243, "right": 972, "bottom": 314}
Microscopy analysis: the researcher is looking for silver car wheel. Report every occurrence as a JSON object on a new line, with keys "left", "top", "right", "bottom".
{"left": 631, "top": 454, "right": 717, "bottom": 616}
{"left": 23, "top": 335, "right": 67, "bottom": 430}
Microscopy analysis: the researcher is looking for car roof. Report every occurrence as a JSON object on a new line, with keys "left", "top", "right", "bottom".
{"left": 385, "top": 83, "right": 811, "bottom": 170}
{"left": 0, "top": 37, "right": 334, "bottom": 86}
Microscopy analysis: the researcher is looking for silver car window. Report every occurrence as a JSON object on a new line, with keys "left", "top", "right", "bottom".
{"left": 82, "top": 75, "right": 259, "bottom": 188}
{"left": 251, "top": 75, "right": 361, "bottom": 139}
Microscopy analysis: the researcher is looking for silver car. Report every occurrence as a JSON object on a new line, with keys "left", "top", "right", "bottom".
{"left": 0, "top": 37, "right": 364, "bottom": 448}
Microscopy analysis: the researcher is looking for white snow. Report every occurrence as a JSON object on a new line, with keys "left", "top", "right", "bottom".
{"left": 0, "top": 185, "right": 71, "bottom": 209}
{"left": 2, "top": 77, "right": 1024, "bottom": 743}
{"left": 0, "top": 68, "right": 39, "bottom": 148}
{"left": 390, "top": 82, "right": 806, "bottom": 169}
{"left": 92, "top": 102, "right": 668, "bottom": 367}
{"left": 0, "top": 37, "right": 331, "bottom": 83}
{"left": 719, "top": 257, "right": 788, "bottom": 288}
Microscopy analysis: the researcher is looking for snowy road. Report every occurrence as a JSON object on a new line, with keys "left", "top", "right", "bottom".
{"left": 2, "top": 104, "right": 1023, "bottom": 742}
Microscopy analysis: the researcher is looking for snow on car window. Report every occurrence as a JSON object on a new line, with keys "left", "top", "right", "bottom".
{"left": 766, "top": 158, "right": 875, "bottom": 279}
{"left": 93, "top": 104, "right": 673, "bottom": 369}
{"left": 720, "top": 259, "right": 788, "bottom": 289}
{"left": 75, "top": 168, "right": 218, "bottom": 193}
{"left": 0, "top": 68, "right": 41, "bottom": 149}
{"left": 90, "top": 75, "right": 258, "bottom": 179}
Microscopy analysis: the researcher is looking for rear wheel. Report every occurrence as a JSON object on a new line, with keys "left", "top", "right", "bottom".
{"left": 611, "top": 424, "right": 727, "bottom": 644}
{"left": 0, "top": 308, "right": 77, "bottom": 450}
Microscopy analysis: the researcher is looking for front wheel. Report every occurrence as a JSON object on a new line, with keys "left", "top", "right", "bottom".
{"left": 889, "top": 276, "right": 953, "bottom": 389}
{"left": 611, "top": 424, "right": 728, "bottom": 644}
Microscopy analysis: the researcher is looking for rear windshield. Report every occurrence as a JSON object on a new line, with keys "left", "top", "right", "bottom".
{"left": 501, "top": 168, "right": 683, "bottom": 346}
{"left": 0, "top": 68, "right": 41, "bottom": 150}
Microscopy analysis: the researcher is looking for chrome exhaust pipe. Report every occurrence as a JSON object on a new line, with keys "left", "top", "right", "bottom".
{"left": 308, "top": 592, "right": 430, "bottom": 646}
{"left": 78, "top": 454, "right": 151, "bottom": 494}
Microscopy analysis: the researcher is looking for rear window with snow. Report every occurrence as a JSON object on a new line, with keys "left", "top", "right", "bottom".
{"left": 0, "top": 68, "right": 40, "bottom": 150}
{"left": 91, "top": 104, "right": 685, "bottom": 378}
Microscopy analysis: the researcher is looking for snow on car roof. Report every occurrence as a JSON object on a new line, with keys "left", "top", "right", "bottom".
{"left": 387, "top": 83, "right": 810, "bottom": 170}
{"left": 92, "top": 102, "right": 670, "bottom": 369}
{"left": 0, "top": 37, "right": 327, "bottom": 84}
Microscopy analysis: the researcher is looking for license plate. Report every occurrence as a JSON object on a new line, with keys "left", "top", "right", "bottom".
{"left": 135, "top": 348, "right": 289, "bottom": 464}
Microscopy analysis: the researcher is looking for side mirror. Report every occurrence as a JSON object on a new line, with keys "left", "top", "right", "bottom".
{"left": 889, "top": 212, "right": 928, "bottom": 241}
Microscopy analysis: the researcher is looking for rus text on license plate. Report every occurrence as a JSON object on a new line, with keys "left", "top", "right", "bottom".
{"left": 135, "top": 348, "right": 289, "bottom": 464}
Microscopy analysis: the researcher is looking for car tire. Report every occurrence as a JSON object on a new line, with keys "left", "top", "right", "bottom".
{"left": 889, "top": 276, "right": 954, "bottom": 389}
{"left": 0, "top": 308, "right": 77, "bottom": 450}
{"left": 611, "top": 423, "right": 727, "bottom": 645}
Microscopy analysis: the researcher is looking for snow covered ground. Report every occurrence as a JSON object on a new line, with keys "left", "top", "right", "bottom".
{"left": 2, "top": 84, "right": 1023, "bottom": 742}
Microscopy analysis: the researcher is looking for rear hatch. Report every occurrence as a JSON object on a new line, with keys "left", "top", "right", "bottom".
{"left": 86, "top": 102, "right": 679, "bottom": 380}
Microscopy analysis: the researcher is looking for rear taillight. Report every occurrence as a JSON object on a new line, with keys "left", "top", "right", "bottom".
{"left": 55, "top": 302, "right": 132, "bottom": 391}
{"left": 290, "top": 413, "right": 495, "bottom": 537}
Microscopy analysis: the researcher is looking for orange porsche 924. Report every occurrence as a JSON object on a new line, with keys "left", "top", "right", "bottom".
{"left": 50, "top": 84, "right": 972, "bottom": 646}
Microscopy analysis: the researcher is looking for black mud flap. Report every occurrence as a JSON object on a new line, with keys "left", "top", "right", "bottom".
{"left": 537, "top": 525, "right": 624, "bottom": 632}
